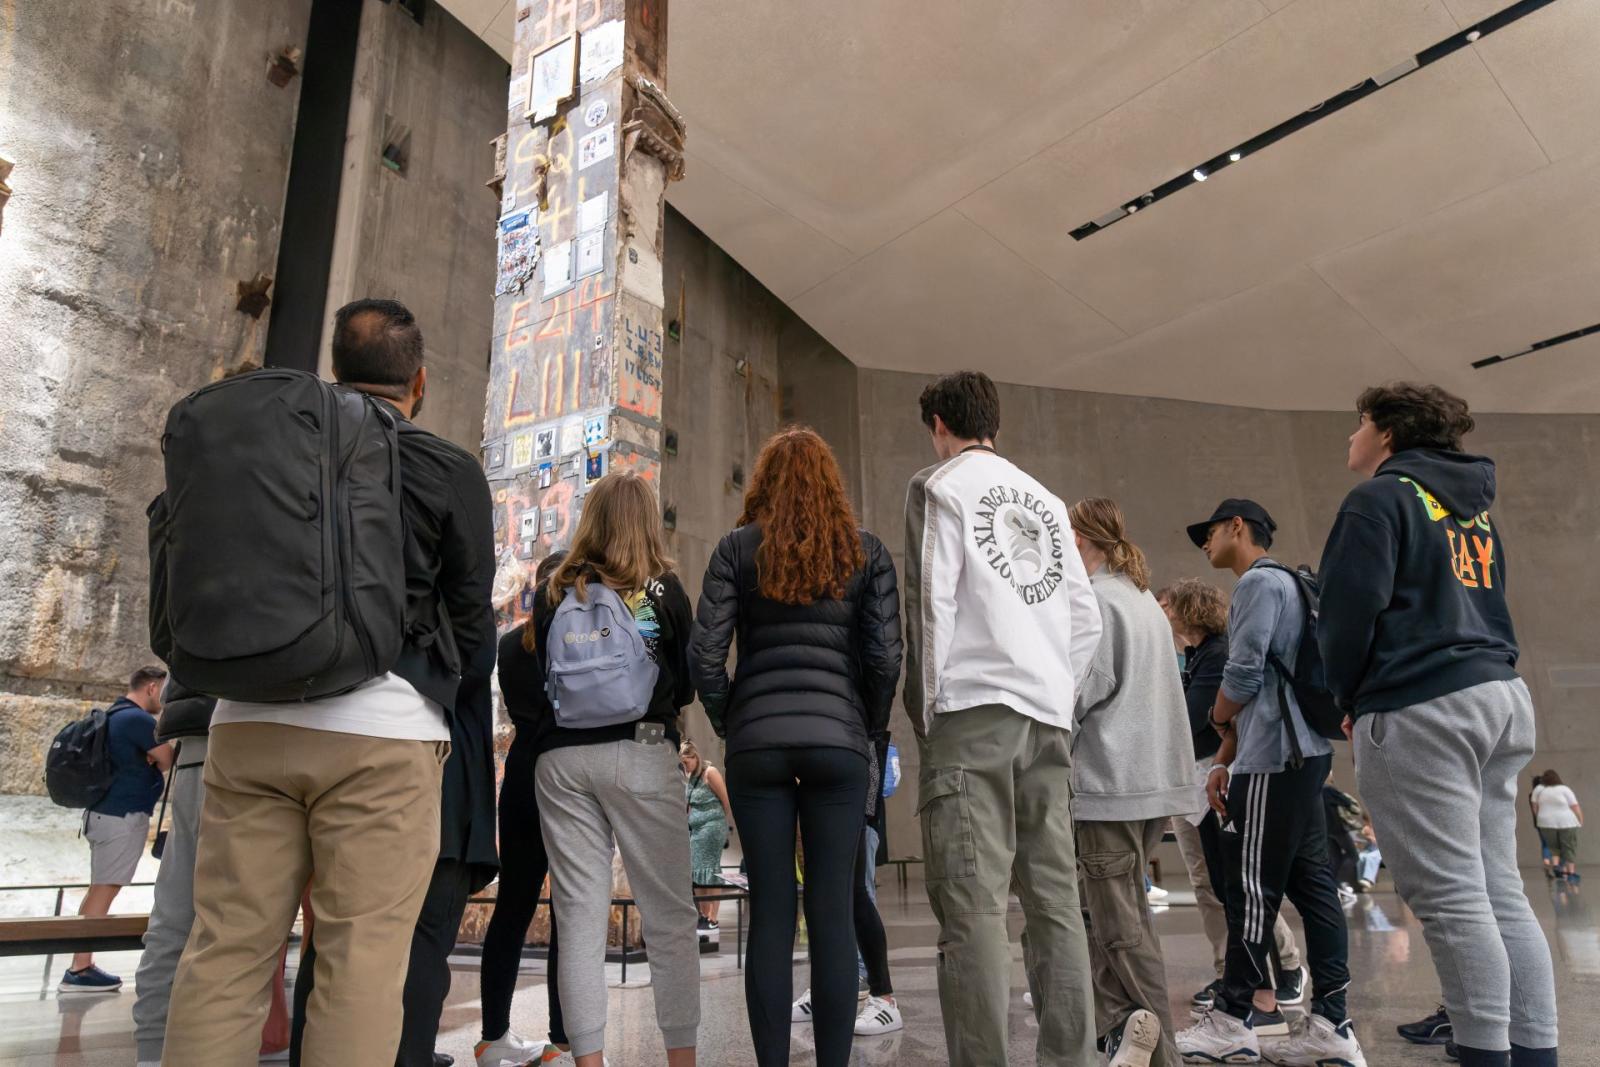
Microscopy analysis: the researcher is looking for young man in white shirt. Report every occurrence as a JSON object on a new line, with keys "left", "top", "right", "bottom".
{"left": 903, "top": 371, "right": 1102, "bottom": 1067}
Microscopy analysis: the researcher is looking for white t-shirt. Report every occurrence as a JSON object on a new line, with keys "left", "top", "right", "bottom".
{"left": 1535, "top": 784, "right": 1581, "bottom": 830}
{"left": 212, "top": 672, "right": 449, "bottom": 742}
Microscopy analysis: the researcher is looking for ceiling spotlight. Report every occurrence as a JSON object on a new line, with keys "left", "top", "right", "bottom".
{"left": 1126, "top": 203, "right": 1139, "bottom": 213}
{"left": 1466, "top": 29, "right": 1481, "bottom": 42}
{"left": 1229, "top": 151, "right": 1242, "bottom": 162}
{"left": 1192, "top": 168, "right": 1208, "bottom": 182}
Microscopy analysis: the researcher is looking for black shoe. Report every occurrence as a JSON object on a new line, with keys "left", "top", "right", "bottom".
{"left": 433, "top": 1054, "right": 453, "bottom": 1067}
{"left": 696, "top": 915, "right": 710, "bottom": 930}
{"left": 1274, "top": 964, "right": 1309, "bottom": 1006}
{"left": 1445, "top": 1040, "right": 1460, "bottom": 1062}
{"left": 1191, "top": 978, "right": 1224, "bottom": 1011}
{"left": 1246, "top": 1007, "right": 1289, "bottom": 1038}
{"left": 1399, "top": 1005, "right": 1453, "bottom": 1046}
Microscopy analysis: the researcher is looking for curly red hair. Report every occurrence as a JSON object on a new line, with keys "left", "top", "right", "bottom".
{"left": 738, "top": 427, "right": 864, "bottom": 605}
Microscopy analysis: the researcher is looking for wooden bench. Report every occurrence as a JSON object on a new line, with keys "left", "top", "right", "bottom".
{"left": 0, "top": 915, "right": 150, "bottom": 958}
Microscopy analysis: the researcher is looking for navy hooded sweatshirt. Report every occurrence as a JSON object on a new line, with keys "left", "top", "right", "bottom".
{"left": 1316, "top": 448, "right": 1519, "bottom": 717}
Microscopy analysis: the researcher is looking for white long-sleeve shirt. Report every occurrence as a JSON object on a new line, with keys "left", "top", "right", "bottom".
{"left": 903, "top": 448, "right": 1101, "bottom": 735}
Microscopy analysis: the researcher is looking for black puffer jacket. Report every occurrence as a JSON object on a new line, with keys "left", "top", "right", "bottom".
{"left": 691, "top": 523, "right": 903, "bottom": 759}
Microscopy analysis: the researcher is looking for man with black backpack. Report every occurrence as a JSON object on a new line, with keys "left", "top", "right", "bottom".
{"left": 1319, "top": 383, "right": 1557, "bottom": 1067}
{"left": 58, "top": 665, "right": 171, "bottom": 994}
{"left": 1174, "top": 501, "right": 1365, "bottom": 1067}
{"left": 162, "top": 299, "right": 495, "bottom": 1067}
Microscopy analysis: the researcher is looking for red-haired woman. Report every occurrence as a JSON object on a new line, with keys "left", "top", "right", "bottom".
{"left": 691, "top": 427, "right": 903, "bottom": 1067}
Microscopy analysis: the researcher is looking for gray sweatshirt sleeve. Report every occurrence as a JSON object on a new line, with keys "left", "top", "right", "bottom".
{"left": 1220, "top": 570, "right": 1285, "bottom": 705}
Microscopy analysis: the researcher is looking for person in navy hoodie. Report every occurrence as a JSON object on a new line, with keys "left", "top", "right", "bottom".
{"left": 1318, "top": 382, "right": 1557, "bottom": 1067}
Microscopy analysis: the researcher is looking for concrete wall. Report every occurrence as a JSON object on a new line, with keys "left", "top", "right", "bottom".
{"left": 659, "top": 207, "right": 786, "bottom": 749}
{"left": 831, "top": 369, "right": 1600, "bottom": 866}
{"left": 319, "top": 0, "right": 505, "bottom": 452}
{"left": 0, "top": 0, "right": 311, "bottom": 792}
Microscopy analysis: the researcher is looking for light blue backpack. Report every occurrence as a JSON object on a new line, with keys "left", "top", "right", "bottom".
{"left": 545, "top": 583, "right": 659, "bottom": 729}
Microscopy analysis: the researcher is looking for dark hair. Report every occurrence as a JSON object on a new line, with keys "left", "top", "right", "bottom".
{"left": 919, "top": 371, "right": 1000, "bottom": 442}
{"left": 130, "top": 665, "right": 168, "bottom": 691}
{"left": 521, "top": 550, "right": 570, "bottom": 653}
{"left": 1356, "top": 382, "right": 1474, "bottom": 453}
{"left": 1243, "top": 519, "right": 1273, "bottom": 550}
{"left": 1541, "top": 769, "right": 1563, "bottom": 787}
{"left": 331, "top": 298, "right": 424, "bottom": 400}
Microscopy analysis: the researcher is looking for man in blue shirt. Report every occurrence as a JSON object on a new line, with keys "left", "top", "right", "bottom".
{"left": 1175, "top": 501, "right": 1365, "bottom": 1067}
{"left": 63, "top": 665, "right": 173, "bottom": 994}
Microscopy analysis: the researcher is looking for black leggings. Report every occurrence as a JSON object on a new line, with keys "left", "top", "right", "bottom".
{"left": 854, "top": 829, "right": 892, "bottom": 997}
{"left": 728, "top": 746, "right": 868, "bottom": 1067}
{"left": 480, "top": 736, "right": 565, "bottom": 1046}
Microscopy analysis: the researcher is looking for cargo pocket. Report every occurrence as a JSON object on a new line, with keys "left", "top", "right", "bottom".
{"left": 917, "top": 768, "right": 976, "bottom": 882}
{"left": 1080, "top": 850, "right": 1143, "bottom": 949}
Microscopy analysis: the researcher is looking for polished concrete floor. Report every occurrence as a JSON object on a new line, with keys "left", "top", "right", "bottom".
{"left": 2, "top": 869, "right": 1594, "bottom": 1066}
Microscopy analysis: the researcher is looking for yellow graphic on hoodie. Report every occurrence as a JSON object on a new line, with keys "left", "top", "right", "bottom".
{"left": 1398, "top": 477, "right": 1495, "bottom": 589}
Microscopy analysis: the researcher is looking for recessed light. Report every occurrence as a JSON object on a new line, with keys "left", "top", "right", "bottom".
{"left": 1466, "top": 29, "right": 1481, "bottom": 42}
{"left": 1192, "top": 168, "right": 1208, "bottom": 182}
{"left": 1229, "top": 151, "right": 1242, "bottom": 162}
{"left": 1126, "top": 203, "right": 1139, "bottom": 213}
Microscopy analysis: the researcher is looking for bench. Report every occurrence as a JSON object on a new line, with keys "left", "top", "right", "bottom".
{"left": 0, "top": 915, "right": 150, "bottom": 958}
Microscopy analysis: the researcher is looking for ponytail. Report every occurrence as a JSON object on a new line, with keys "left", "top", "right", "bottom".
{"left": 1068, "top": 497, "right": 1151, "bottom": 591}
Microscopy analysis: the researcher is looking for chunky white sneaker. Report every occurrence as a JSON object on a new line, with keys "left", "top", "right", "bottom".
{"left": 792, "top": 987, "right": 814, "bottom": 1024}
{"left": 1147, "top": 883, "right": 1171, "bottom": 904}
{"left": 1177, "top": 1008, "right": 1261, "bottom": 1064}
{"left": 474, "top": 1030, "right": 541, "bottom": 1067}
{"left": 1108, "top": 1008, "right": 1161, "bottom": 1067}
{"left": 854, "top": 994, "right": 904, "bottom": 1035}
{"left": 1261, "top": 1015, "right": 1367, "bottom": 1067}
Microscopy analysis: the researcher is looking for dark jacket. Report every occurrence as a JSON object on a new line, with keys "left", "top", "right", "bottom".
{"left": 1317, "top": 448, "right": 1519, "bottom": 718}
{"left": 384, "top": 404, "right": 499, "bottom": 887}
{"left": 1181, "top": 632, "right": 1227, "bottom": 762}
{"left": 690, "top": 524, "right": 903, "bottom": 759}
{"left": 156, "top": 677, "right": 216, "bottom": 742}
{"left": 499, "top": 571, "right": 695, "bottom": 755}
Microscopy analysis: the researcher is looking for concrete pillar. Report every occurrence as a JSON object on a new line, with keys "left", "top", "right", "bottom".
{"left": 484, "top": 0, "right": 683, "bottom": 630}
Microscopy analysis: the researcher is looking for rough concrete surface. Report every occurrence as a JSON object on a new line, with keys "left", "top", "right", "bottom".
{"left": 0, "top": 0, "right": 311, "bottom": 766}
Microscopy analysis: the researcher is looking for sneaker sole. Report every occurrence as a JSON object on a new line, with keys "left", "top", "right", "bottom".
{"left": 1180, "top": 1052, "right": 1260, "bottom": 1065}
{"left": 854, "top": 1019, "right": 905, "bottom": 1037}
{"left": 1110, "top": 1009, "right": 1162, "bottom": 1067}
{"left": 58, "top": 984, "right": 122, "bottom": 994}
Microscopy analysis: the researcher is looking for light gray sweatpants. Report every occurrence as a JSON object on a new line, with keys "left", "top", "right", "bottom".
{"left": 535, "top": 739, "right": 701, "bottom": 1059}
{"left": 132, "top": 736, "right": 207, "bottom": 1064}
{"left": 1355, "top": 678, "right": 1558, "bottom": 1052}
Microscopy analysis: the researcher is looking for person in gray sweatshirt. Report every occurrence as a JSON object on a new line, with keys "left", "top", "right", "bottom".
{"left": 1068, "top": 498, "right": 1201, "bottom": 1067}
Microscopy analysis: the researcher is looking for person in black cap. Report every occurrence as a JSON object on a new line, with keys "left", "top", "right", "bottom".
{"left": 1175, "top": 500, "right": 1365, "bottom": 1067}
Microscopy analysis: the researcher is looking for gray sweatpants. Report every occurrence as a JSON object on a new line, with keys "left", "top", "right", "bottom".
{"left": 535, "top": 739, "right": 701, "bottom": 1059}
{"left": 1355, "top": 678, "right": 1558, "bottom": 1051}
{"left": 132, "top": 736, "right": 208, "bottom": 1064}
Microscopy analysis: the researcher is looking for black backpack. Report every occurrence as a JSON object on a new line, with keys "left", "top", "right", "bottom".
{"left": 1259, "top": 562, "right": 1347, "bottom": 762}
{"left": 45, "top": 704, "right": 128, "bottom": 809}
{"left": 148, "top": 369, "right": 407, "bottom": 702}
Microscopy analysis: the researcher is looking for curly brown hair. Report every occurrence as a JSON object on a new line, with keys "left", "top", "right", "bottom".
{"left": 738, "top": 427, "right": 864, "bottom": 604}
{"left": 1356, "top": 382, "right": 1474, "bottom": 452}
{"left": 1164, "top": 578, "right": 1229, "bottom": 637}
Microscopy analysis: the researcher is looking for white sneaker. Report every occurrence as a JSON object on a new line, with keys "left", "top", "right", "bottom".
{"left": 1023, "top": 991, "right": 1034, "bottom": 1008}
{"left": 474, "top": 1029, "right": 541, "bottom": 1067}
{"left": 1108, "top": 1008, "right": 1161, "bottom": 1067}
{"left": 792, "top": 987, "right": 814, "bottom": 1024}
{"left": 1147, "top": 884, "right": 1171, "bottom": 904}
{"left": 854, "top": 994, "right": 904, "bottom": 1035}
{"left": 1177, "top": 1008, "right": 1261, "bottom": 1064}
{"left": 1260, "top": 1014, "right": 1366, "bottom": 1067}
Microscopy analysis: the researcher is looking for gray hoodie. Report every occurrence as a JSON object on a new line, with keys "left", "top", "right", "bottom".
{"left": 1072, "top": 571, "right": 1202, "bottom": 821}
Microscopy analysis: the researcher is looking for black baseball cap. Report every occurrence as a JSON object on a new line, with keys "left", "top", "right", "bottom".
{"left": 1187, "top": 499, "right": 1277, "bottom": 549}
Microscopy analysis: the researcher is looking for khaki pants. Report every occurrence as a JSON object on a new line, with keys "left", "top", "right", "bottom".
{"left": 164, "top": 722, "right": 446, "bottom": 1067}
{"left": 918, "top": 706, "right": 1094, "bottom": 1067}
{"left": 1077, "top": 819, "right": 1177, "bottom": 1066}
